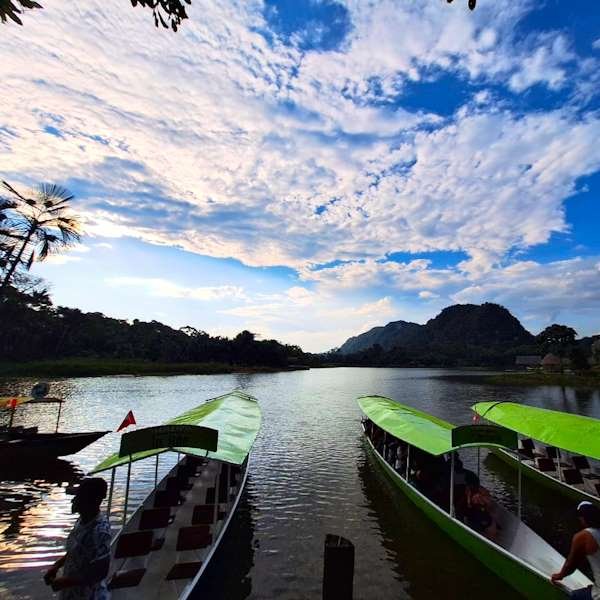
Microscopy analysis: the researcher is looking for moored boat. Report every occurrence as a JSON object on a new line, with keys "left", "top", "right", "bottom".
{"left": 0, "top": 389, "right": 108, "bottom": 462}
{"left": 89, "top": 390, "right": 261, "bottom": 599}
{"left": 472, "top": 401, "right": 600, "bottom": 505}
{"left": 358, "top": 395, "right": 593, "bottom": 599}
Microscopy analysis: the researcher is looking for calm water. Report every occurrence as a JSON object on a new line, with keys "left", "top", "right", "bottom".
{"left": 1, "top": 368, "right": 600, "bottom": 599}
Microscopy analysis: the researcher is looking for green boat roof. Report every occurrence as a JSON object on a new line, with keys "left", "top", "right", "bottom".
{"left": 358, "top": 395, "right": 516, "bottom": 455}
{"left": 90, "top": 390, "right": 261, "bottom": 473}
{"left": 472, "top": 401, "right": 600, "bottom": 460}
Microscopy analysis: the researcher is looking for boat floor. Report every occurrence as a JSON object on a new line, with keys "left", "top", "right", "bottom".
{"left": 109, "top": 460, "right": 236, "bottom": 600}
{"left": 493, "top": 503, "right": 590, "bottom": 591}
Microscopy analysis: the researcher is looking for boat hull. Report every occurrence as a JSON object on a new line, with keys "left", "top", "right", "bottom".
{"left": 364, "top": 433, "right": 575, "bottom": 600}
{"left": 0, "top": 431, "right": 108, "bottom": 461}
{"left": 491, "top": 448, "right": 600, "bottom": 506}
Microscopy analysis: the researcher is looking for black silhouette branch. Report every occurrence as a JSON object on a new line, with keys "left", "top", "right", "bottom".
{"left": 0, "top": 0, "right": 192, "bottom": 30}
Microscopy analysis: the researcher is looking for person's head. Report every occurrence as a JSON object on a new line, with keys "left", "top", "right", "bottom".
{"left": 465, "top": 471, "right": 480, "bottom": 489}
{"left": 577, "top": 502, "right": 600, "bottom": 528}
{"left": 71, "top": 478, "right": 107, "bottom": 515}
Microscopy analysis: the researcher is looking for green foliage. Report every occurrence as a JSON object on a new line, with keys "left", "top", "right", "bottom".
{"left": 0, "top": 285, "right": 307, "bottom": 369}
{"left": 536, "top": 323, "right": 577, "bottom": 356}
{"left": 569, "top": 347, "right": 590, "bottom": 371}
{"left": 0, "top": 181, "right": 81, "bottom": 295}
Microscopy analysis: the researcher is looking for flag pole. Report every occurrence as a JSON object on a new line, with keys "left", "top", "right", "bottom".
{"left": 107, "top": 467, "right": 116, "bottom": 519}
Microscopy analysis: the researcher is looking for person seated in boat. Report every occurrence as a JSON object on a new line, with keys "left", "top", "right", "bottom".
{"left": 459, "top": 471, "right": 497, "bottom": 540}
{"left": 385, "top": 437, "right": 399, "bottom": 466}
{"left": 551, "top": 501, "right": 600, "bottom": 599}
{"left": 43, "top": 477, "right": 111, "bottom": 599}
{"left": 394, "top": 443, "right": 407, "bottom": 475}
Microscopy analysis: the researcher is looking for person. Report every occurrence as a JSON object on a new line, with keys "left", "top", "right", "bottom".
{"left": 44, "top": 477, "right": 111, "bottom": 599}
{"left": 460, "top": 471, "right": 497, "bottom": 540}
{"left": 551, "top": 501, "right": 600, "bottom": 599}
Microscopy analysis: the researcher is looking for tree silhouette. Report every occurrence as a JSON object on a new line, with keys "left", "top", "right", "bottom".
{"left": 0, "top": 0, "right": 190, "bottom": 29}
{"left": 0, "top": 181, "right": 81, "bottom": 295}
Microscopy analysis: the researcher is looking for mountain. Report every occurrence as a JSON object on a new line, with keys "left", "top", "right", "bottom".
{"left": 336, "top": 303, "right": 534, "bottom": 355}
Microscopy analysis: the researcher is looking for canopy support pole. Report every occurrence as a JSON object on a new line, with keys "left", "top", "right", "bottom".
{"left": 557, "top": 448, "right": 563, "bottom": 482}
{"left": 405, "top": 445, "right": 410, "bottom": 481}
{"left": 477, "top": 447, "right": 480, "bottom": 479}
{"left": 517, "top": 452, "right": 522, "bottom": 521}
{"left": 122, "top": 457, "right": 132, "bottom": 528}
{"left": 213, "top": 467, "right": 220, "bottom": 523}
{"left": 227, "top": 460, "right": 231, "bottom": 504}
{"left": 154, "top": 454, "right": 159, "bottom": 488}
{"left": 54, "top": 401, "right": 63, "bottom": 433}
{"left": 449, "top": 452, "right": 455, "bottom": 518}
{"left": 107, "top": 467, "right": 116, "bottom": 518}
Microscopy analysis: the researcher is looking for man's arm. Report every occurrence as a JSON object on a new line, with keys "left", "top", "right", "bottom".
{"left": 551, "top": 532, "right": 588, "bottom": 582}
{"left": 51, "top": 555, "right": 110, "bottom": 591}
{"left": 43, "top": 554, "right": 67, "bottom": 585}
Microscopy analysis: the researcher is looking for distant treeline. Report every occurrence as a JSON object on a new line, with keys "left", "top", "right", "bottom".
{"left": 0, "top": 285, "right": 310, "bottom": 368}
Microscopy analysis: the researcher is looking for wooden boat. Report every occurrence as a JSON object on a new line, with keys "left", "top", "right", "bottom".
{"left": 472, "top": 401, "right": 600, "bottom": 505}
{"left": 89, "top": 390, "right": 261, "bottom": 599}
{"left": 0, "top": 392, "right": 108, "bottom": 462}
{"left": 358, "top": 395, "right": 593, "bottom": 599}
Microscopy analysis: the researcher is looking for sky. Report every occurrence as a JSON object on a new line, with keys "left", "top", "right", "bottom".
{"left": 1, "top": 0, "right": 600, "bottom": 352}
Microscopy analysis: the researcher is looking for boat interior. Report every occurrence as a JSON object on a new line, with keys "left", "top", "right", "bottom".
{"left": 363, "top": 419, "right": 592, "bottom": 593}
{"left": 516, "top": 438, "right": 600, "bottom": 497}
{"left": 108, "top": 455, "right": 244, "bottom": 599}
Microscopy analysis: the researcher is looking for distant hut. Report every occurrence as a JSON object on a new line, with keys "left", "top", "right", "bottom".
{"left": 541, "top": 353, "right": 562, "bottom": 372}
{"left": 515, "top": 355, "right": 541, "bottom": 370}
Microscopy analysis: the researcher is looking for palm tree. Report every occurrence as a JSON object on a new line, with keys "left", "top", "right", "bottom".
{"left": 0, "top": 181, "right": 81, "bottom": 295}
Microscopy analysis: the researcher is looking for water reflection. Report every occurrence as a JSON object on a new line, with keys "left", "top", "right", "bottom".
{"left": 1, "top": 369, "right": 599, "bottom": 599}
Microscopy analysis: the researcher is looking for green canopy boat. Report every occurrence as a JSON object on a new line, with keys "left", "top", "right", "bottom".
{"left": 359, "top": 395, "right": 593, "bottom": 599}
{"left": 91, "top": 390, "right": 261, "bottom": 600}
{"left": 473, "top": 401, "right": 600, "bottom": 505}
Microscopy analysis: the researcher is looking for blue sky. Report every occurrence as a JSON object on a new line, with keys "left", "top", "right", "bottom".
{"left": 1, "top": 0, "right": 600, "bottom": 351}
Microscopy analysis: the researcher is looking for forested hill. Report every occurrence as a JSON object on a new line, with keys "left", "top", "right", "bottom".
{"left": 0, "top": 286, "right": 306, "bottom": 368}
{"left": 339, "top": 303, "right": 533, "bottom": 354}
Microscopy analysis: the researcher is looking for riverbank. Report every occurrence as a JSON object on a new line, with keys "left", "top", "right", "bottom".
{"left": 442, "top": 370, "right": 600, "bottom": 390}
{"left": 0, "top": 358, "right": 310, "bottom": 378}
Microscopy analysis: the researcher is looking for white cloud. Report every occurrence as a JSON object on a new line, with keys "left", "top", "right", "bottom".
{"left": 106, "top": 277, "right": 245, "bottom": 301}
{"left": 419, "top": 291, "right": 439, "bottom": 300}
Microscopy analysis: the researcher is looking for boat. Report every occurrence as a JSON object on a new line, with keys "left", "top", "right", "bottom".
{"left": 89, "top": 390, "right": 261, "bottom": 599}
{"left": 472, "top": 401, "right": 600, "bottom": 505}
{"left": 358, "top": 395, "right": 593, "bottom": 599}
{"left": 0, "top": 389, "right": 108, "bottom": 462}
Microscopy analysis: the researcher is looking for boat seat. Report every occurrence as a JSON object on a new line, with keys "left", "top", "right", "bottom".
{"left": 139, "top": 507, "right": 173, "bottom": 530}
{"left": 205, "top": 487, "right": 216, "bottom": 504}
{"left": 536, "top": 458, "right": 557, "bottom": 473}
{"left": 518, "top": 447, "right": 534, "bottom": 459}
{"left": 562, "top": 469, "right": 584, "bottom": 485}
{"left": 114, "top": 531, "right": 154, "bottom": 559}
{"left": 154, "top": 489, "right": 183, "bottom": 508}
{"left": 572, "top": 456, "right": 591, "bottom": 470}
{"left": 176, "top": 525, "right": 213, "bottom": 551}
{"left": 166, "top": 561, "right": 203, "bottom": 580}
{"left": 109, "top": 568, "right": 146, "bottom": 589}
{"left": 166, "top": 476, "right": 193, "bottom": 493}
{"left": 520, "top": 438, "right": 535, "bottom": 451}
{"left": 192, "top": 504, "right": 215, "bottom": 525}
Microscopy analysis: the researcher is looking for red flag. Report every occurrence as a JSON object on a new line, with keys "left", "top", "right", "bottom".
{"left": 472, "top": 412, "right": 480, "bottom": 423}
{"left": 117, "top": 410, "right": 136, "bottom": 432}
{"left": 8, "top": 398, "right": 18, "bottom": 410}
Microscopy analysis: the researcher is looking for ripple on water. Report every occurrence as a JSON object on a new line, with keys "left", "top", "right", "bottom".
{"left": 1, "top": 369, "right": 599, "bottom": 599}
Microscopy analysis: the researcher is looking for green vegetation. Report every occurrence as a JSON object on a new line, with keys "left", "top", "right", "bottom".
{"left": 0, "top": 358, "right": 306, "bottom": 378}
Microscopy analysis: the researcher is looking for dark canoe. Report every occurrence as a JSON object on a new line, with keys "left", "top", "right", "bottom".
{"left": 0, "top": 430, "right": 108, "bottom": 461}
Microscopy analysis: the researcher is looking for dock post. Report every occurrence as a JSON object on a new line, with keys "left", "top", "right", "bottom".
{"left": 323, "top": 534, "right": 354, "bottom": 600}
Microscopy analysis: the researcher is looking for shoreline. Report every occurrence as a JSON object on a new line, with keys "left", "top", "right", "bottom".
{"left": 441, "top": 371, "right": 600, "bottom": 390}
{"left": 0, "top": 358, "right": 310, "bottom": 379}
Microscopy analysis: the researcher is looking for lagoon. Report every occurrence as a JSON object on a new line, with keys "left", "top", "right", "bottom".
{"left": 1, "top": 368, "right": 599, "bottom": 599}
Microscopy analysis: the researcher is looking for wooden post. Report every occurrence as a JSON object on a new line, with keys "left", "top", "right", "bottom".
{"left": 323, "top": 534, "right": 354, "bottom": 600}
